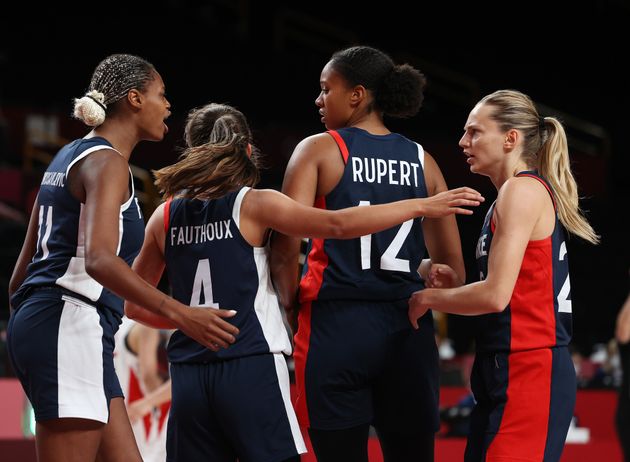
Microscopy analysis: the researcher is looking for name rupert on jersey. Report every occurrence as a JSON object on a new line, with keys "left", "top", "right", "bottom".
{"left": 351, "top": 157, "right": 421, "bottom": 186}
{"left": 170, "top": 220, "right": 233, "bottom": 246}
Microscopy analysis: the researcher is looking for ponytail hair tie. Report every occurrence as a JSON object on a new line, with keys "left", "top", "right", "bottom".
{"left": 86, "top": 90, "right": 107, "bottom": 111}
{"left": 86, "top": 94, "right": 107, "bottom": 111}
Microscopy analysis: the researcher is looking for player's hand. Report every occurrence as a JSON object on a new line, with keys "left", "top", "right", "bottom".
{"left": 420, "top": 187, "right": 484, "bottom": 217}
{"left": 286, "top": 305, "right": 299, "bottom": 337}
{"left": 127, "top": 399, "right": 153, "bottom": 424}
{"left": 408, "top": 290, "right": 429, "bottom": 329}
{"left": 424, "top": 263, "right": 462, "bottom": 289}
{"left": 180, "top": 307, "right": 239, "bottom": 351}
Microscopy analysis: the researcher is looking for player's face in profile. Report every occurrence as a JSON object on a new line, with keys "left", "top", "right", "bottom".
{"left": 459, "top": 103, "right": 505, "bottom": 176}
{"left": 138, "top": 71, "right": 171, "bottom": 142}
{"left": 315, "top": 62, "right": 355, "bottom": 130}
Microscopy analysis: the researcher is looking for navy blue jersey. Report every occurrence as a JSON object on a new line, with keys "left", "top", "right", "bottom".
{"left": 164, "top": 187, "right": 292, "bottom": 363}
{"left": 14, "top": 137, "right": 144, "bottom": 316}
{"left": 474, "top": 171, "right": 572, "bottom": 352}
{"left": 299, "top": 127, "right": 428, "bottom": 303}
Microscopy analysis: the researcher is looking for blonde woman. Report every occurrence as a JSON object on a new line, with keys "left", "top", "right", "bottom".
{"left": 409, "top": 89, "right": 600, "bottom": 462}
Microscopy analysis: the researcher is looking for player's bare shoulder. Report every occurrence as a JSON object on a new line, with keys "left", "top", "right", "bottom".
{"left": 291, "top": 133, "right": 339, "bottom": 165}
{"left": 496, "top": 176, "right": 547, "bottom": 219}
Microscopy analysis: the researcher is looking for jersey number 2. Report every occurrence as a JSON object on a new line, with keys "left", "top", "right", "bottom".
{"left": 557, "top": 241, "right": 572, "bottom": 313}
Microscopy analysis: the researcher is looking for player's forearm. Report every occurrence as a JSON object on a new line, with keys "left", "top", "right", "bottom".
{"left": 418, "top": 280, "right": 509, "bottom": 316}
{"left": 125, "top": 301, "right": 178, "bottom": 329}
{"left": 85, "top": 252, "right": 189, "bottom": 327}
{"left": 270, "top": 234, "right": 301, "bottom": 310}
{"left": 324, "top": 199, "right": 419, "bottom": 239}
{"left": 142, "top": 380, "right": 171, "bottom": 409}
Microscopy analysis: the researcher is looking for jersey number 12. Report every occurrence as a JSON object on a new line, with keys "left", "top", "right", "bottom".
{"left": 358, "top": 200, "right": 413, "bottom": 272}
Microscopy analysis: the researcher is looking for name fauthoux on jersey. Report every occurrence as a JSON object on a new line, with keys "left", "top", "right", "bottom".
{"left": 170, "top": 220, "right": 233, "bottom": 246}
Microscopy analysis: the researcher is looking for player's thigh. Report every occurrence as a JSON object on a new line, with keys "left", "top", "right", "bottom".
{"left": 301, "top": 300, "right": 390, "bottom": 430}
{"left": 96, "top": 397, "right": 142, "bottom": 462}
{"left": 35, "top": 418, "right": 103, "bottom": 462}
{"left": 373, "top": 311, "right": 440, "bottom": 433}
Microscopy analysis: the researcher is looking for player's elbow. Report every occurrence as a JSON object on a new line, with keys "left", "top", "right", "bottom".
{"left": 84, "top": 251, "right": 111, "bottom": 282}
{"left": 140, "top": 372, "right": 160, "bottom": 391}
{"left": 487, "top": 290, "right": 511, "bottom": 313}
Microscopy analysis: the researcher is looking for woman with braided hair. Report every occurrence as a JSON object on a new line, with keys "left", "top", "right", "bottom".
{"left": 7, "top": 54, "right": 239, "bottom": 461}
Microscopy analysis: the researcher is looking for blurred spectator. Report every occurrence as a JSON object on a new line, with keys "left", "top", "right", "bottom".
{"left": 114, "top": 316, "right": 171, "bottom": 462}
{"left": 615, "top": 279, "right": 630, "bottom": 461}
{"left": 573, "top": 340, "right": 622, "bottom": 389}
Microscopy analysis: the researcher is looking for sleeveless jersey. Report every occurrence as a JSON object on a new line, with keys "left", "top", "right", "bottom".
{"left": 14, "top": 137, "right": 144, "bottom": 316}
{"left": 164, "top": 187, "right": 292, "bottom": 363}
{"left": 299, "top": 127, "right": 428, "bottom": 303}
{"left": 474, "top": 171, "right": 572, "bottom": 352}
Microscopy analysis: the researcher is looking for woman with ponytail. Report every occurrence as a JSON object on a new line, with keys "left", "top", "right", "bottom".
{"left": 7, "top": 54, "right": 240, "bottom": 461}
{"left": 271, "top": 45, "right": 468, "bottom": 461}
{"left": 124, "top": 102, "right": 484, "bottom": 462}
{"left": 408, "top": 89, "right": 599, "bottom": 462}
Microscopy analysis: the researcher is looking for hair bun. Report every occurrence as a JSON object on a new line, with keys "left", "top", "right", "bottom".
{"left": 72, "top": 90, "right": 107, "bottom": 127}
{"left": 86, "top": 90, "right": 106, "bottom": 105}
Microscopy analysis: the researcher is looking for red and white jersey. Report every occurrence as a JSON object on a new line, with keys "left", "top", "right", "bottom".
{"left": 114, "top": 316, "right": 170, "bottom": 462}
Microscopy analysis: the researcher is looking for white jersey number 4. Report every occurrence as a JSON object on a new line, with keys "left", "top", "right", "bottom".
{"left": 190, "top": 259, "right": 220, "bottom": 308}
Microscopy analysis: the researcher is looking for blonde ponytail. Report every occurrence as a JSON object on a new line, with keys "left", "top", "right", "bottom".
{"left": 480, "top": 90, "right": 599, "bottom": 244}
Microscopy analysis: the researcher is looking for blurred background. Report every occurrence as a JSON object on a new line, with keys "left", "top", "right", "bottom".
{"left": 1, "top": 2, "right": 628, "bottom": 460}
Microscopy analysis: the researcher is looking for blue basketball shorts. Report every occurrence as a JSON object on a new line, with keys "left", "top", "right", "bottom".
{"left": 7, "top": 287, "right": 123, "bottom": 423}
{"left": 166, "top": 353, "right": 306, "bottom": 462}
{"left": 465, "top": 347, "right": 576, "bottom": 462}
{"left": 293, "top": 298, "right": 440, "bottom": 432}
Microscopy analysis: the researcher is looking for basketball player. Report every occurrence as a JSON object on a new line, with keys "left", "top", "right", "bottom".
{"left": 114, "top": 317, "right": 171, "bottom": 462}
{"left": 125, "top": 102, "right": 483, "bottom": 461}
{"left": 6, "top": 54, "right": 238, "bottom": 462}
{"left": 615, "top": 280, "right": 630, "bottom": 462}
{"left": 270, "top": 45, "right": 468, "bottom": 462}
{"left": 408, "top": 90, "right": 600, "bottom": 462}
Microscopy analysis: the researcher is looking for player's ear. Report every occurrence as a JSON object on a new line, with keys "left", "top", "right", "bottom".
{"left": 127, "top": 89, "right": 143, "bottom": 109}
{"left": 350, "top": 85, "right": 366, "bottom": 107}
{"left": 503, "top": 129, "right": 518, "bottom": 149}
